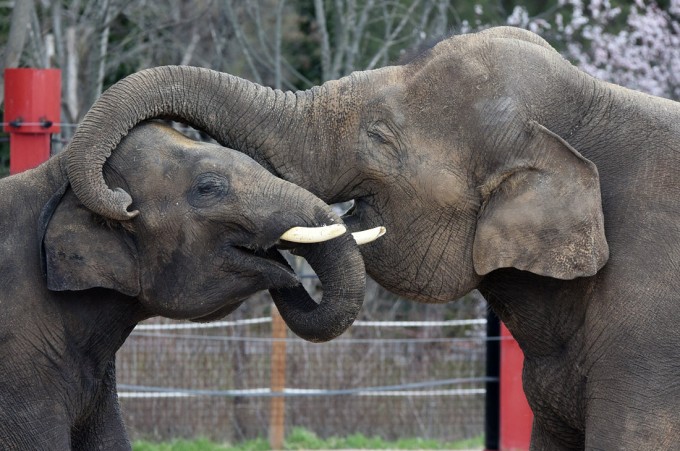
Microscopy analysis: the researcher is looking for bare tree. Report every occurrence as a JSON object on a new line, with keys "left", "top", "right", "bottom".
{"left": 0, "top": 0, "right": 35, "bottom": 106}
{"left": 311, "top": 0, "right": 462, "bottom": 81}
{"left": 15, "top": 0, "right": 129, "bottom": 141}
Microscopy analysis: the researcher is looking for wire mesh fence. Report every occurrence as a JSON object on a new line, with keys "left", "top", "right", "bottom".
{"left": 116, "top": 309, "right": 490, "bottom": 444}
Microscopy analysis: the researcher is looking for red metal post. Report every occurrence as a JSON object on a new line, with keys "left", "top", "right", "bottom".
{"left": 3, "top": 68, "right": 61, "bottom": 174}
{"left": 499, "top": 322, "right": 533, "bottom": 450}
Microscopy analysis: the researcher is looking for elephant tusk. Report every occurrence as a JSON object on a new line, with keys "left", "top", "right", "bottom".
{"left": 280, "top": 224, "right": 386, "bottom": 245}
{"left": 352, "top": 226, "right": 386, "bottom": 245}
{"left": 280, "top": 224, "right": 346, "bottom": 243}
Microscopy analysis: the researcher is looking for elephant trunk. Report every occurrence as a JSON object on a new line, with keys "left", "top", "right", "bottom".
{"left": 64, "top": 64, "right": 386, "bottom": 218}
{"left": 66, "top": 66, "right": 293, "bottom": 220}
{"left": 263, "top": 180, "right": 366, "bottom": 343}
{"left": 269, "top": 233, "right": 365, "bottom": 342}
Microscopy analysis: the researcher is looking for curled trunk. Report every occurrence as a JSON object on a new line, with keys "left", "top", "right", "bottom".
{"left": 269, "top": 233, "right": 365, "bottom": 342}
{"left": 65, "top": 66, "right": 291, "bottom": 220}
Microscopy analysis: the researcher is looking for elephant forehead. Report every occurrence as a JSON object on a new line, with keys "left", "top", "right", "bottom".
{"left": 199, "top": 144, "right": 263, "bottom": 168}
{"left": 121, "top": 121, "right": 202, "bottom": 154}
{"left": 129, "top": 155, "right": 192, "bottom": 190}
{"left": 404, "top": 38, "right": 493, "bottom": 105}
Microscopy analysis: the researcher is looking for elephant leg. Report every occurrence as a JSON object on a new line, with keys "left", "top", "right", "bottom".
{"left": 0, "top": 384, "right": 71, "bottom": 450}
{"left": 584, "top": 395, "right": 680, "bottom": 451}
{"left": 0, "top": 417, "right": 70, "bottom": 450}
{"left": 71, "top": 360, "right": 131, "bottom": 451}
{"left": 529, "top": 419, "right": 583, "bottom": 451}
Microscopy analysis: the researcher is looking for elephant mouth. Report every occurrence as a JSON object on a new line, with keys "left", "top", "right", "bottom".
{"left": 227, "top": 222, "right": 385, "bottom": 290}
{"left": 220, "top": 223, "right": 346, "bottom": 286}
{"left": 189, "top": 245, "right": 300, "bottom": 324}
{"left": 341, "top": 197, "right": 377, "bottom": 234}
{"left": 229, "top": 244, "right": 300, "bottom": 288}
{"left": 227, "top": 224, "right": 347, "bottom": 289}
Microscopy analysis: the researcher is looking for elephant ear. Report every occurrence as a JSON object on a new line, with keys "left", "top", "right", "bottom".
{"left": 41, "top": 186, "right": 140, "bottom": 296}
{"left": 473, "top": 121, "right": 609, "bottom": 280}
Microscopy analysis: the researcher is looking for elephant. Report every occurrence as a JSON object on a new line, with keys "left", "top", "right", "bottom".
{"left": 0, "top": 120, "right": 387, "bottom": 449}
{"left": 52, "top": 26, "right": 680, "bottom": 449}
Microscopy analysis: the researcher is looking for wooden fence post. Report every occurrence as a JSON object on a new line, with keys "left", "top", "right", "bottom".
{"left": 269, "top": 306, "right": 287, "bottom": 450}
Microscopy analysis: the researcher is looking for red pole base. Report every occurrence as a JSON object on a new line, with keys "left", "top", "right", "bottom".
{"left": 9, "top": 133, "right": 51, "bottom": 175}
{"left": 500, "top": 323, "right": 533, "bottom": 450}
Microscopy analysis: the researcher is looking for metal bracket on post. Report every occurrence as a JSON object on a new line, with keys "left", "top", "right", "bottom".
{"left": 3, "top": 68, "right": 61, "bottom": 175}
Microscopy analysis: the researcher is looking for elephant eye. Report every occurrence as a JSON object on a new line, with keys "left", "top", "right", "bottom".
{"left": 367, "top": 129, "right": 390, "bottom": 145}
{"left": 189, "top": 172, "right": 229, "bottom": 207}
{"left": 367, "top": 122, "right": 401, "bottom": 161}
{"left": 367, "top": 121, "right": 398, "bottom": 147}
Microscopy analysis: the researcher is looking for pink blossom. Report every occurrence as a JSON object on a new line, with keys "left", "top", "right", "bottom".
{"left": 499, "top": 1, "right": 680, "bottom": 100}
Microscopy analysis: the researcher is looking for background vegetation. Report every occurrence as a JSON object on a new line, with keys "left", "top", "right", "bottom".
{"left": 131, "top": 427, "right": 484, "bottom": 450}
{"left": 2, "top": 1, "right": 679, "bottom": 121}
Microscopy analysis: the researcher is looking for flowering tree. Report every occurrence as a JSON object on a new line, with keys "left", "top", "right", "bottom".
{"left": 502, "top": 0, "right": 680, "bottom": 100}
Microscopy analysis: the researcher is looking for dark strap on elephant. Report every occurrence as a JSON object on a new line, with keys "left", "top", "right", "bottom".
{"left": 37, "top": 181, "right": 70, "bottom": 279}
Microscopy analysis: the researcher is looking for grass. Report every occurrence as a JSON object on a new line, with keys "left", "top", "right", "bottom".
{"left": 132, "top": 428, "right": 484, "bottom": 450}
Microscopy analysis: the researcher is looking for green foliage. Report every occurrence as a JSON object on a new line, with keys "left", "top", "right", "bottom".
{"left": 133, "top": 437, "right": 225, "bottom": 451}
{"left": 132, "top": 428, "right": 484, "bottom": 450}
{"left": 283, "top": 427, "right": 483, "bottom": 449}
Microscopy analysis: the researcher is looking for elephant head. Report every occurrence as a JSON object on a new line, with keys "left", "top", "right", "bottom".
{"left": 63, "top": 27, "right": 608, "bottom": 305}
{"left": 45, "top": 121, "right": 377, "bottom": 342}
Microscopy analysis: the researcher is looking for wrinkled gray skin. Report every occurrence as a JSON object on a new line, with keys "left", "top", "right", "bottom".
{"left": 0, "top": 122, "right": 364, "bottom": 449}
{"left": 62, "top": 27, "right": 680, "bottom": 449}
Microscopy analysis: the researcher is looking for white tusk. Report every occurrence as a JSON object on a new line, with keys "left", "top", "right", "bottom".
{"left": 280, "top": 224, "right": 346, "bottom": 243}
{"left": 352, "top": 226, "right": 386, "bottom": 245}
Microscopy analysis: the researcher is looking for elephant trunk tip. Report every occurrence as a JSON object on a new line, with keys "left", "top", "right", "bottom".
{"left": 269, "top": 233, "right": 366, "bottom": 343}
{"left": 68, "top": 165, "right": 139, "bottom": 221}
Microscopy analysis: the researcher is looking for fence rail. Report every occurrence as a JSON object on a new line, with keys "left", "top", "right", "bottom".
{"left": 133, "top": 317, "right": 488, "bottom": 330}
{"left": 118, "top": 380, "right": 492, "bottom": 399}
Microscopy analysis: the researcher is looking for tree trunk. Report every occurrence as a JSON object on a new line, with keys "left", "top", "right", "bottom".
{"left": 0, "top": 0, "right": 35, "bottom": 106}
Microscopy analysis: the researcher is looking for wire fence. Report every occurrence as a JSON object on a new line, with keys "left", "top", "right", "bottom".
{"left": 116, "top": 313, "right": 491, "bottom": 444}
